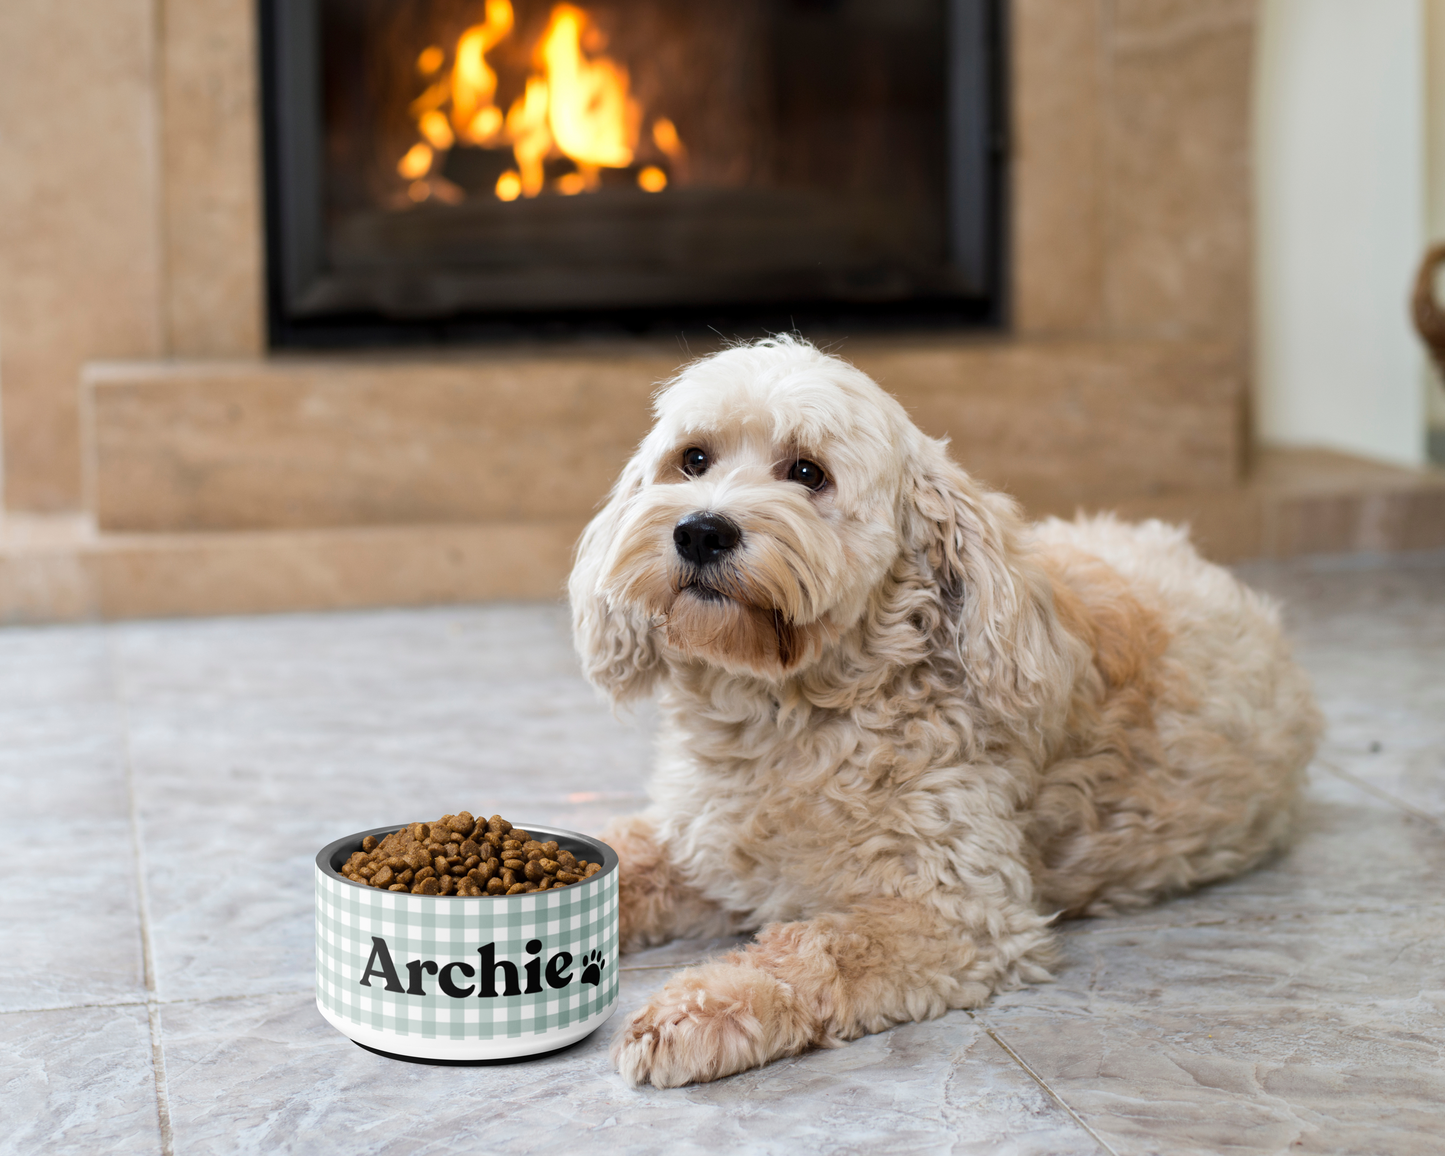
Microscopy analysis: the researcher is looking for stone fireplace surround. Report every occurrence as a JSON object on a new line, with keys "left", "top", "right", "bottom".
{"left": 0, "top": 0, "right": 1440, "bottom": 622}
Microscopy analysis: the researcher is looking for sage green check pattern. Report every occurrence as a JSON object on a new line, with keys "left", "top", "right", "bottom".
{"left": 315, "top": 864, "right": 619, "bottom": 1041}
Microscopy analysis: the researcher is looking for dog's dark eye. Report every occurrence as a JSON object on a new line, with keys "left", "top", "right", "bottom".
{"left": 682, "top": 447, "right": 709, "bottom": 477}
{"left": 788, "top": 459, "right": 827, "bottom": 491}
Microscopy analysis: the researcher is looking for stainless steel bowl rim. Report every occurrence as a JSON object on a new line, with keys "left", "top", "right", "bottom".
{"left": 315, "top": 822, "right": 618, "bottom": 899}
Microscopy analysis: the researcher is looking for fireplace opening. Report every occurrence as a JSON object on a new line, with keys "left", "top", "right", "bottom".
{"left": 262, "top": 0, "right": 1005, "bottom": 346}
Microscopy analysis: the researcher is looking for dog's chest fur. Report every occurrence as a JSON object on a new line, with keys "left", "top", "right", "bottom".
{"left": 647, "top": 671, "right": 1029, "bottom": 929}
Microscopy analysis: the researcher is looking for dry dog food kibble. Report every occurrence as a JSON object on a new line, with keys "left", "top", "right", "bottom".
{"left": 339, "top": 812, "right": 603, "bottom": 897}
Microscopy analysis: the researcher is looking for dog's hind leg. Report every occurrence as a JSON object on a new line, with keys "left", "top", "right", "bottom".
{"left": 610, "top": 897, "right": 1055, "bottom": 1087}
{"left": 602, "top": 813, "right": 743, "bottom": 952}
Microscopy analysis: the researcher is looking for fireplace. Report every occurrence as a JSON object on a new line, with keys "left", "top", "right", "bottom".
{"left": 261, "top": 0, "right": 1005, "bottom": 346}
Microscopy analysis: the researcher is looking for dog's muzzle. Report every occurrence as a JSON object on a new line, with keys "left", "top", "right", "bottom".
{"left": 673, "top": 511, "right": 741, "bottom": 568}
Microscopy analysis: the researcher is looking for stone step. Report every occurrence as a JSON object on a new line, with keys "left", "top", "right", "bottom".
{"left": 83, "top": 337, "right": 1244, "bottom": 533}
{"left": 0, "top": 517, "right": 583, "bottom": 624}
{"left": 4, "top": 448, "right": 1440, "bottom": 625}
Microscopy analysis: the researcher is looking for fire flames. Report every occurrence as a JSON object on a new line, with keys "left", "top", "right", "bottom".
{"left": 396, "top": 1, "right": 685, "bottom": 203}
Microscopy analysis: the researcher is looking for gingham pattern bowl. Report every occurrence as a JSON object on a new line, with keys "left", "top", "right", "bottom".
{"left": 315, "top": 824, "right": 619, "bottom": 1061}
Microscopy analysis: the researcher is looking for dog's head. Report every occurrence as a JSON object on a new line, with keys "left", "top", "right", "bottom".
{"left": 570, "top": 337, "right": 1052, "bottom": 707}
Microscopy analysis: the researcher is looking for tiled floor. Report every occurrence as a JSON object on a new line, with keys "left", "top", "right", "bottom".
{"left": 2, "top": 552, "right": 1442, "bottom": 1156}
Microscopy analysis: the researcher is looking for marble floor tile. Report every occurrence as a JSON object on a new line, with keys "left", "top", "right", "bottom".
{"left": 982, "top": 772, "right": 1445, "bottom": 1156}
{"left": 158, "top": 983, "right": 1100, "bottom": 1156}
{"left": 111, "top": 605, "right": 589, "bottom": 707}
{"left": 121, "top": 680, "right": 653, "bottom": 809}
{"left": 112, "top": 606, "right": 654, "bottom": 819}
{"left": 115, "top": 607, "right": 653, "bottom": 1004}
{"left": 127, "top": 758, "right": 650, "bottom": 1002}
{"left": 0, "top": 622, "right": 116, "bottom": 706}
{"left": 2, "top": 834, "right": 146, "bottom": 1013}
{"left": 1313, "top": 712, "right": 1445, "bottom": 824}
{"left": 129, "top": 786, "right": 655, "bottom": 1004}
{"left": 1001, "top": 902, "right": 1445, "bottom": 1029}
{"left": 0, "top": 1004, "right": 162, "bottom": 1156}
{"left": 0, "top": 701, "right": 145, "bottom": 1012}
{"left": 0, "top": 553, "right": 1440, "bottom": 1155}
{"left": 1237, "top": 555, "right": 1445, "bottom": 822}
{"left": 979, "top": 1005, "right": 1445, "bottom": 1156}
{"left": 1296, "top": 629, "right": 1445, "bottom": 822}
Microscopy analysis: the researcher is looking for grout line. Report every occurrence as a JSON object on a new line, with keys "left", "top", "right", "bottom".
{"left": 1, "top": 1000, "right": 149, "bottom": 1016}
{"left": 143, "top": 1002, "right": 174, "bottom": 1156}
{"left": 111, "top": 631, "right": 176, "bottom": 1156}
{"left": 1314, "top": 758, "right": 1445, "bottom": 831}
{"left": 0, "top": 990, "right": 319, "bottom": 1018}
{"left": 166, "top": 988, "right": 315, "bottom": 1005}
{"left": 968, "top": 1011, "right": 1121, "bottom": 1156}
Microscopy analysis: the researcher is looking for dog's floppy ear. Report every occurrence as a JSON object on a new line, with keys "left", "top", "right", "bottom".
{"left": 903, "top": 440, "right": 1067, "bottom": 728}
{"left": 568, "top": 462, "right": 664, "bottom": 702}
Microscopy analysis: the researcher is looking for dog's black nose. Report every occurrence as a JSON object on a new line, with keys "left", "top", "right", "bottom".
{"left": 673, "top": 512, "right": 741, "bottom": 567}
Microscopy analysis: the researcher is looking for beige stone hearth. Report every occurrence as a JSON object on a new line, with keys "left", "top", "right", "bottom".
{"left": 0, "top": 0, "right": 1440, "bottom": 624}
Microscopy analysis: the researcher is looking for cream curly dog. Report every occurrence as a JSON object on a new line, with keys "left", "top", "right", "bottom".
{"left": 569, "top": 337, "right": 1321, "bottom": 1088}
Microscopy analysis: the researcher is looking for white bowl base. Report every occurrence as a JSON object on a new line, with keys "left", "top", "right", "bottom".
{"left": 317, "top": 997, "right": 618, "bottom": 1062}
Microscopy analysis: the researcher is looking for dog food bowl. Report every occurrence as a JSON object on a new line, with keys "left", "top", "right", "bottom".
{"left": 315, "top": 824, "right": 619, "bottom": 1062}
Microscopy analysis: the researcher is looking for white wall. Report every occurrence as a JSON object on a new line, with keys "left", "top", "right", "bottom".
{"left": 1255, "top": 0, "right": 1427, "bottom": 466}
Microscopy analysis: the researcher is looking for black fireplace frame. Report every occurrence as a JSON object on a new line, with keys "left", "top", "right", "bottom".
{"left": 259, "top": 0, "right": 1008, "bottom": 348}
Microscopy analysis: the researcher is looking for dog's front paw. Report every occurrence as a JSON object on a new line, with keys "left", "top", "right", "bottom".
{"left": 611, "top": 961, "right": 815, "bottom": 1088}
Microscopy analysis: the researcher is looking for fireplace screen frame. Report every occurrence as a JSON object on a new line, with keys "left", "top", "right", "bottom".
{"left": 260, "top": 0, "right": 1007, "bottom": 348}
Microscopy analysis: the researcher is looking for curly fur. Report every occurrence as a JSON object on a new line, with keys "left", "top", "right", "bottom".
{"left": 568, "top": 336, "right": 1322, "bottom": 1088}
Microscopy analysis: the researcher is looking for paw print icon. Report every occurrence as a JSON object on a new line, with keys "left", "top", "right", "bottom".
{"left": 580, "top": 949, "right": 606, "bottom": 987}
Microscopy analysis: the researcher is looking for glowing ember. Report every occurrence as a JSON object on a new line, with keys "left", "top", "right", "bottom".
{"left": 397, "top": 142, "right": 434, "bottom": 180}
{"left": 418, "top": 110, "right": 455, "bottom": 150}
{"left": 495, "top": 171, "right": 523, "bottom": 200}
{"left": 396, "top": 1, "right": 685, "bottom": 202}
{"left": 652, "top": 117, "right": 683, "bottom": 159}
